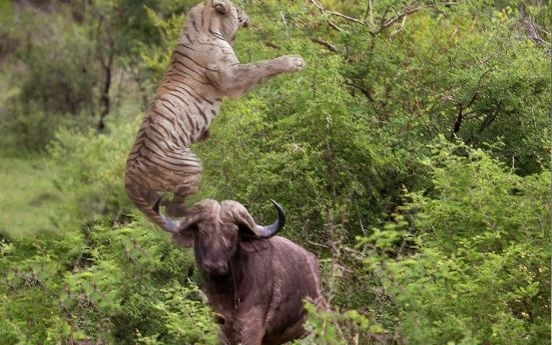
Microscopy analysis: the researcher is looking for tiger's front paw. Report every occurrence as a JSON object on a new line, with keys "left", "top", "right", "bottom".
{"left": 279, "top": 55, "right": 306, "bottom": 73}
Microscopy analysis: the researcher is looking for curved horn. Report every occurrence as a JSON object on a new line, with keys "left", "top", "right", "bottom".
{"left": 221, "top": 200, "right": 285, "bottom": 238}
{"left": 255, "top": 200, "right": 285, "bottom": 238}
{"left": 153, "top": 197, "right": 204, "bottom": 234}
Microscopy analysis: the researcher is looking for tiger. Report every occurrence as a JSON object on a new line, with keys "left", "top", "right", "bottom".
{"left": 124, "top": 0, "right": 305, "bottom": 233}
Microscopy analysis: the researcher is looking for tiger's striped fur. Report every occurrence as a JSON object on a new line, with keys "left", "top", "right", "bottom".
{"left": 124, "top": 0, "right": 305, "bottom": 233}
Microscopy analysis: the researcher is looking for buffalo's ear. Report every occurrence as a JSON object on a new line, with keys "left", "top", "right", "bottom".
{"left": 171, "top": 227, "right": 195, "bottom": 247}
{"left": 239, "top": 237, "right": 270, "bottom": 253}
{"left": 170, "top": 202, "right": 211, "bottom": 246}
{"left": 237, "top": 223, "right": 260, "bottom": 238}
{"left": 213, "top": 0, "right": 229, "bottom": 14}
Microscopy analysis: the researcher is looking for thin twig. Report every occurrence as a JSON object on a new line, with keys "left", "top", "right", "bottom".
{"left": 376, "top": 5, "right": 424, "bottom": 35}
{"left": 311, "top": 37, "right": 341, "bottom": 53}
{"left": 309, "top": 0, "right": 344, "bottom": 31}
{"left": 310, "top": 0, "right": 430, "bottom": 37}
{"left": 279, "top": 11, "right": 289, "bottom": 36}
{"left": 324, "top": 10, "right": 365, "bottom": 25}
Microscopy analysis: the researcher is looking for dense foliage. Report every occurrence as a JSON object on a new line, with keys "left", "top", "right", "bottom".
{"left": 0, "top": 0, "right": 549, "bottom": 344}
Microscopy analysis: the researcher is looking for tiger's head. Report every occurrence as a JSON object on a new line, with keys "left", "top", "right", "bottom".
{"left": 189, "top": 0, "right": 250, "bottom": 44}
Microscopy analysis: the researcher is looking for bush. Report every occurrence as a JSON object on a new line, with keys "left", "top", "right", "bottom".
{"left": 0, "top": 219, "right": 214, "bottom": 345}
{"left": 0, "top": 110, "right": 73, "bottom": 155}
{"left": 357, "top": 139, "right": 551, "bottom": 345}
{"left": 47, "top": 103, "right": 140, "bottom": 229}
{"left": 0, "top": 5, "right": 100, "bottom": 155}
{"left": 14, "top": 6, "right": 99, "bottom": 116}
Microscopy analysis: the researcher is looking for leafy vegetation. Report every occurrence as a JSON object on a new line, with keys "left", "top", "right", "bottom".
{"left": 0, "top": 0, "right": 549, "bottom": 344}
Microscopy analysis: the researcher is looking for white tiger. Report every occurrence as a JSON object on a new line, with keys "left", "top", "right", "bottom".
{"left": 124, "top": 0, "right": 305, "bottom": 233}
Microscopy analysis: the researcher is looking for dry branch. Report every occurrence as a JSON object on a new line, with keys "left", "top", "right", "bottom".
{"left": 311, "top": 37, "right": 341, "bottom": 53}
{"left": 309, "top": 0, "right": 436, "bottom": 36}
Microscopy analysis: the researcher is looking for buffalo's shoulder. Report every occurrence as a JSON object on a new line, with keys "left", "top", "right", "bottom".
{"left": 239, "top": 237, "right": 271, "bottom": 253}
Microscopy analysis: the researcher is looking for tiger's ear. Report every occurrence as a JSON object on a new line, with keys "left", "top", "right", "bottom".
{"left": 213, "top": 0, "right": 229, "bottom": 14}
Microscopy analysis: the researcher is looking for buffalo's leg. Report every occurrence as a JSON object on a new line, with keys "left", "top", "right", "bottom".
{"left": 235, "top": 310, "right": 265, "bottom": 345}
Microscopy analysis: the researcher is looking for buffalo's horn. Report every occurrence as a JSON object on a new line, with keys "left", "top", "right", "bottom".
{"left": 255, "top": 200, "right": 285, "bottom": 238}
{"left": 221, "top": 200, "right": 285, "bottom": 238}
{"left": 152, "top": 197, "right": 204, "bottom": 233}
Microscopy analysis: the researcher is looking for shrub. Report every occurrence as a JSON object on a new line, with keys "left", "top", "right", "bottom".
{"left": 47, "top": 103, "right": 139, "bottom": 229}
{"left": 0, "top": 219, "right": 214, "bottom": 344}
{"left": 357, "top": 139, "right": 551, "bottom": 345}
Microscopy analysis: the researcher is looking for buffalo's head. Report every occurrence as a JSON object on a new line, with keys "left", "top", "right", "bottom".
{"left": 169, "top": 199, "right": 285, "bottom": 277}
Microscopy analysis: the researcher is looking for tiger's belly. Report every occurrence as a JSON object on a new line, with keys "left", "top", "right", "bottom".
{"left": 126, "top": 94, "right": 220, "bottom": 197}
{"left": 128, "top": 146, "right": 203, "bottom": 194}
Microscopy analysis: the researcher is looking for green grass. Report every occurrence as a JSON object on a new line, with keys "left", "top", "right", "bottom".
{"left": 0, "top": 157, "right": 60, "bottom": 237}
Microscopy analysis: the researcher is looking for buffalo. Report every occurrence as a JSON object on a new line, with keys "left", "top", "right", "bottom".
{"left": 157, "top": 198, "right": 328, "bottom": 345}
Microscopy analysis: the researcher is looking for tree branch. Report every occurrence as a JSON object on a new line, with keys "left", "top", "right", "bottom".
{"left": 520, "top": 7, "right": 548, "bottom": 46}
{"left": 451, "top": 106, "right": 463, "bottom": 137}
{"left": 309, "top": 0, "right": 436, "bottom": 37}
{"left": 375, "top": 4, "right": 425, "bottom": 35}
{"left": 477, "top": 106, "right": 500, "bottom": 133}
{"left": 324, "top": 9, "right": 365, "bottom": 25}
{"left": 311, "top": 37, "right": 341, "bottom": 53}
{"left": 309, "top": 0, "right": 344, "bottom": 32}
{"left": 346, "top": 82, "right": 375, "bottom": 103}
{"left": 450, "top": 68, "right": 492, "bottom": 137}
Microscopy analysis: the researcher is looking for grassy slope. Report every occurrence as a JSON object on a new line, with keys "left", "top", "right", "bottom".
{"left": 0, "top": 157, "right": 60, "bottom": 237}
